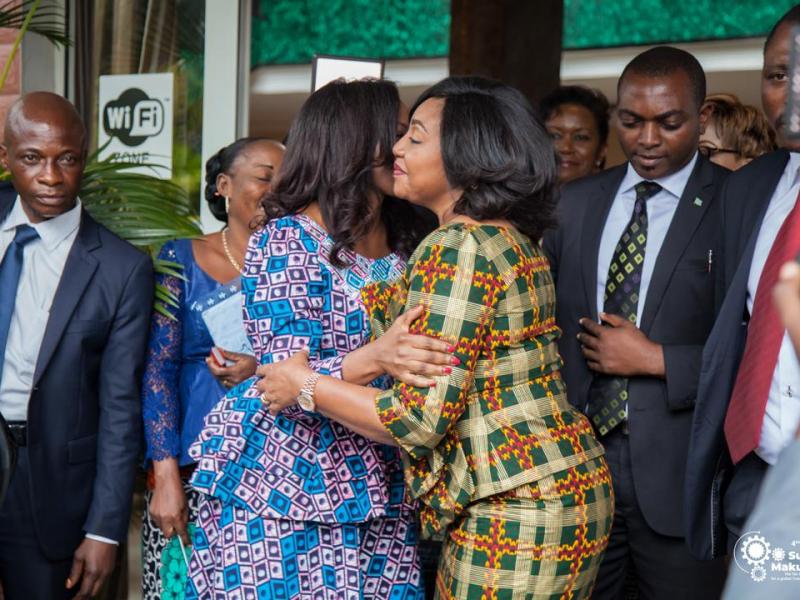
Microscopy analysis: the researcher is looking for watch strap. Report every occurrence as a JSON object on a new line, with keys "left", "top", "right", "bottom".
{"left": 297, "top": 371, "right": 321, "bottom": 411}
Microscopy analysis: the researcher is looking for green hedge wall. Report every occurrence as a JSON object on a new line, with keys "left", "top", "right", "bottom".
{"left": 251, "top": 0, "right": 798, "bottom": 67}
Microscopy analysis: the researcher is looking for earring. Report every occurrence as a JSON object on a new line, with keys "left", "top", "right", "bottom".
{"left": 224, "top": 196, "right": 230, "bottom": 213}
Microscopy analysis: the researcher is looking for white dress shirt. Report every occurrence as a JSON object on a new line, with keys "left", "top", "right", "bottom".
{"left": 750, "top": 152, "right": 800, "bottom": 465}
{"left": 597, "top": 153, "right": 698, "bottom": 324}
{"left": 0, "top": 197, "right": 117, "bottom": 546}
{"left": 0, "top": 197, "right": 81, "bottom": 419}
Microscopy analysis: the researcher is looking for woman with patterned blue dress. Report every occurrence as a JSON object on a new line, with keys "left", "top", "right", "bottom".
{"left": 187, "top": 80, "right": 440, "bottom": 599}
{"left": 141, "top": 138, "right": 285, "bottom": 599}
{"left": 256, "top": 77, "right": 614, "bottom": 600}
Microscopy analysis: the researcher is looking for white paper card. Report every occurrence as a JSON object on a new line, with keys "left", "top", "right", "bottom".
{"left": 196, "top": 285, "right": 253, "bottom": 356}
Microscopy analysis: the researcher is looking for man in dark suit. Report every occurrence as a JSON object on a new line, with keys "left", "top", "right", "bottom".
{"left": 543, "top": 46, "right": 728, "bottom": 598}
{"left": 685, "top": 4, "right": 800, "bottom": 562}
{"left": 0, "top": 92, "right": 152, "bottom": 599}
{"left": 722, "top": 261, "right": 800, "bottom": 597}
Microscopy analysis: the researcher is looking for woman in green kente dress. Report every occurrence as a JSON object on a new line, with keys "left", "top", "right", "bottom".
{"left": 257, "top": 77, "right": 614, "bottom": 599}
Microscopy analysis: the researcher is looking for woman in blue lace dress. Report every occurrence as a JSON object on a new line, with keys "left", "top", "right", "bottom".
{"left": 186, "top": 80, "right": 442, "bottom": 599}
{"left": 140, "top": 137, "right": 285, "bottom": 599}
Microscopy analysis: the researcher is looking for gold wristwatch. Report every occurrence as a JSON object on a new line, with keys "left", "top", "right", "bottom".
{"left": 296, "top": 371, "right": 321, "bottom": 412}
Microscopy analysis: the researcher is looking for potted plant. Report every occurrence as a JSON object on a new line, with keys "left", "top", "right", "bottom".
{"left": 0, "top": 0, "right": 202, "bottom": 317}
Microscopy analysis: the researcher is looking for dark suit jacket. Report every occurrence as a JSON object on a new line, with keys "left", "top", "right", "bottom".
{"left": 0, "top": 185, "right": 153, "bottom": 560}
{"left": 543, "top": 156, "right": 729, "bottom": 538}
{"left": 0, "top": 413, "right": 13, "bottom": 507}
{"left": 684, "top": 150, "right": 790, "bottom": 560}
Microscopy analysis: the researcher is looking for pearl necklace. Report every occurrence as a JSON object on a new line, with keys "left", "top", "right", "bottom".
{"left": 221, "top": 227, "right": 242, "bottom": 272}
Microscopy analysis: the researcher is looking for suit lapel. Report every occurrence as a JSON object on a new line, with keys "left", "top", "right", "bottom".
{"left": 33, "top": 211, "right": 101, "bottom": 385}
{"left": 728, "top": 150, "right": 791, "bottom": 310}
{"left": 639, "top": 157, "right": 714, "bottom": 332}
{"left": 0, "top": 184, "right": 17, "bottom": 222}
{"left": 580, "top": 166, "right": 627, "bottom": 321}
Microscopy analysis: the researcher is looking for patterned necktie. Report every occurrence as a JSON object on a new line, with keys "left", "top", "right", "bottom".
{"left": 0, "top": 225, "right": 40, "bottom": 386}
{"left": 589, "top": 181, "right": 662, "bottom": 435}
{"left": 724, "top": 191, "right": 800, "bottom": 464}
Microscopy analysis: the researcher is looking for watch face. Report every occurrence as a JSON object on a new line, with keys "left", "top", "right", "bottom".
{"left": 297, "top": 392, "right": 315, "bottom": 412}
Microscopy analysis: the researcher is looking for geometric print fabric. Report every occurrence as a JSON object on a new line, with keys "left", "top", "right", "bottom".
{"left": 589, "top": 181, "right": 661, "bottom": 436}
{"left": 187, "top": 214, "right": 422, "bottom": 598}
{"left": 367, "top": 223, "right": 612, "bottom": 597}
{"left": 186, "top": 498, "right": 422, "bottom": 600}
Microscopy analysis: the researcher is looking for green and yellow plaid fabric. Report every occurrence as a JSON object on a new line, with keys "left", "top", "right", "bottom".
{"left": 364, "top": 224, "right": 607, "bottom": 537}
{"left": 438, "top": 456, "right": 612, "bottom": 599}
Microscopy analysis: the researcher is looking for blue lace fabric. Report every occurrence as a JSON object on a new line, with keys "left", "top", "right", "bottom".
{"left": 142, "top": 238, "right": 238, "bottom": 466}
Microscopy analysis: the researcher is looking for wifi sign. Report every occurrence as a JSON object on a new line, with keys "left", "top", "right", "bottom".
{"left": 102, "top": 88, "right": 165, "bottom": 147}
{"left": 97, "top": 73, "right": 173, "bottom": 178}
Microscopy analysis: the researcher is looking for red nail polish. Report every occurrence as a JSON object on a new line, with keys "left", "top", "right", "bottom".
{"left": 429, "top": 381, "right": 436, "bottom": 387}
{"left": 447, "top": 344, "right": 456, "bottom": 353}
{"left": 443, "top": 366, "right": 452, "bottom": 374}
{"left": 451, "top": 357, "right": 460, "bottom": 366}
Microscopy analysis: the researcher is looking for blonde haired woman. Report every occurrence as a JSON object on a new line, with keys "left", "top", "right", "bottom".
{"left": 699, "top": 93, "right": 777, "bottom": 171}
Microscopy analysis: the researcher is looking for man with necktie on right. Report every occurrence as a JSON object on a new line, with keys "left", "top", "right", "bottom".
{"left": 685, "top": 3, "right": 800, "bottom": 562}
{"left": 543, "top": 46, "right": 729, "bottom": 598}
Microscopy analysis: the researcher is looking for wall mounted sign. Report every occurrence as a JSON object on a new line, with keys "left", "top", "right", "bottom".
{"left": 311, "top": 55, "right": 384, "bottom": 92}
{"left": 98, "top": 73, "right": 174, "bottom": 178}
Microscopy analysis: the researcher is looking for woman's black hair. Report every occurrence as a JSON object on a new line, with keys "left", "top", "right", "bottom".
{"left": 263, "top": 78, "right": 426, "bottom": 266}
{"left": 411, "top": 76, "right": 559, "bottom": 240}
{"left": 539, "top": 85, "right": 611, "bottom": 150}
{"left": 204, "top": 137, "right": 270, "bottom": 223}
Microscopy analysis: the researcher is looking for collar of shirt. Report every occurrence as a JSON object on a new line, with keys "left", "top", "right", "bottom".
{"left": 1, "top": 196, "right": 82, "bottom": 250}
{"left": 618, "top": 151, "right": 699, "bottom": 200}
{"left": 784, "top": 151, "right": 800, "bottom": 189}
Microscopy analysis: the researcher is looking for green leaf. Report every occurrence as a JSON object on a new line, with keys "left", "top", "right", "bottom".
{"left": 81, "top": 158, "right": 202, "bottom": 248}
{"left": 0, "top": 0, "right": 70, "bottom": 47}
{"left": 79, "top": 154, "right": 203, "bottom": 320}
{"left": 154, "top": 258, "right": 190, "bottom": 280}
{"left": 0, "top": 4, "right": 193, "bottom": 321}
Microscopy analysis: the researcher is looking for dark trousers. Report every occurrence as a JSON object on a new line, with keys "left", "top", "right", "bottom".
{"left": 0, "top": 447, "right": 74, "bottom": 600}
{"left": 723, "top": 452, "right": 768, "bottom": 553}
{"left": 591, "top": 429, "right": 727, "bottom": 600}
{"left": 419, "top": 539, "right": 442, "bottom": 599}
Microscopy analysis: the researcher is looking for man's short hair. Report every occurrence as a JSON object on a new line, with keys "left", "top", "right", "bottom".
{"left": 764, "top": 4, "right": 800, "bottom": 53}
{"left": 618, "top": 46, "right": 706, "bottom": 109}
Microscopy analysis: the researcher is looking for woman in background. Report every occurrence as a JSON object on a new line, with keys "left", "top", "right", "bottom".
{"left": 260, "top": 76, "right": 614, "bottom": 599}
{"left": 140, "top": 137, "right": 284, "bottom": 599}
{"left": 699, "top": 93, "right": 776, "bottom": 171}
{"left": 540, "top": 85, "right": 610, "bottom": 185}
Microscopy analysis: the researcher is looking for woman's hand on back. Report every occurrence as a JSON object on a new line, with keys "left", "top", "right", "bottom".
{"left": 372, "top": 304, "right": 456, "bottom": 388}
{"left": 256, "top": 349, "right": 314, "bottom": 415}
